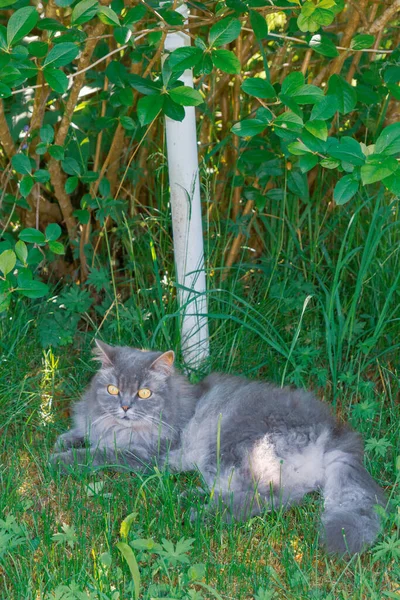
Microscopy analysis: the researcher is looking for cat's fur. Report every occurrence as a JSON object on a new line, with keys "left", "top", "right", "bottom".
{"left": 51, "top": 341, "right": 385, "bottom": 555}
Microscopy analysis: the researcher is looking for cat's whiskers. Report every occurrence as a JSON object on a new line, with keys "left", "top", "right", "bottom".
{"left": 132, "top": 410, "right": 177, "bottom": 434}
{"left": 90, "top": 413, "right": 110, "bottom": 428}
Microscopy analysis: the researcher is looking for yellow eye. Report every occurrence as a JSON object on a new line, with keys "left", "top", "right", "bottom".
{"left": 107, "top": 385, "right": 119, "bottom": 395}
{"left": 138, "top": 388, "right": 152, "bottom": 399}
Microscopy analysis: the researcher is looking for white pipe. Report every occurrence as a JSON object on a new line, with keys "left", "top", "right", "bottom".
{"left": 164, "top": 2, "right": 209, "bottom": 368}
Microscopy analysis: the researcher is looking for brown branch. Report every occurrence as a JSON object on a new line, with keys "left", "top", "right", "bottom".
{"left": 231, "top": 34, "right": 242, "bottom": 221}
{"left": 223, "top": 181, "right": 274, "bottom": 278}
{"left": 348, "top": 0, "right": 369, "bottom": 29}
{"left": 346, "top": 3, "right": 379, "bottom": 82}
{"left": 48, "top": 20, "right": 106, "bottom": 241}
{"left": 370, "top": 0, "right": 400, "bottom": 34}
{"left": 301, "top": 49, "right": 313, "bottom": 77}
{"left": 328, "top": 0, "right": 369, "bottom": 76}
{"left": 0, "top": 100, "right": 16, "bottom": 159}
{"left": 223, "top": 199, "right": 255, "bottom": 278}
{"left": 48, "top": 161, "right": 77, "bottom": 237}
{"left": 55, "top": 21, "right": 106, "bottom": 147}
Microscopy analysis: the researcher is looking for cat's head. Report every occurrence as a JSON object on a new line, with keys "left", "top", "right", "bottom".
{"left": 91, "top": 340, "right": 175, "bottom": 425}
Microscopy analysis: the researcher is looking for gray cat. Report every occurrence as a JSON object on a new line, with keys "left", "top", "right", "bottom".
{"left": 51, "top": 341, "right": 386, "bottom": 555}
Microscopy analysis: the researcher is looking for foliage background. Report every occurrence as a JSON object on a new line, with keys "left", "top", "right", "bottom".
{"left": 0, "top": 0, "right": 400, "bottom": 598}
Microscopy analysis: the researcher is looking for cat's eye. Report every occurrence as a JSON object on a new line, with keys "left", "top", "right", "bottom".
{"left": 107, "top": 385, "right": 119, "bottom": 396}
{"left": 138, "top": 388, "right": 152, "bottom": 399}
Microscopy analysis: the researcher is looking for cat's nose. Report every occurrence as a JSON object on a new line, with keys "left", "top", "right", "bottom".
{"left": 121, "top": 405, "right": 129, "bottom": 412}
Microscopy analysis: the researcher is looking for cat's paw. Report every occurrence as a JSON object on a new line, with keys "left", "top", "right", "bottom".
{"left": 49, "top": 451, "right": 74, "bottom": 475}
{"left": 53, "top": 431, "right": 84, "bottom": 452}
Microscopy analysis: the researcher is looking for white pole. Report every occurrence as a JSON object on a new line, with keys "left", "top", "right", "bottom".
{"left": 164, "top": 2, "right": 209, "bottom": 368}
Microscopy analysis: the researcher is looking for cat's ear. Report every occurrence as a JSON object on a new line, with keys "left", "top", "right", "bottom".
{"left": 150, "top": 351, "right": 175, "bottom": 376}
{"left": 93, "top": 339, "right": 115, "bottom": 367}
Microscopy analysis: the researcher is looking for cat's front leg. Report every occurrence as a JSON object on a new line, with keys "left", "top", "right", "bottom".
{"left": 50, "top": 446, "right": 151, "bottom": 474}
{"left": 53, "top": 428, "right": 85, "bottom": 452}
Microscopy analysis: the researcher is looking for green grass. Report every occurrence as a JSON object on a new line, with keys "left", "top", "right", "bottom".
{"left": 1, "top": 185, "right": 400, "bottom": 599}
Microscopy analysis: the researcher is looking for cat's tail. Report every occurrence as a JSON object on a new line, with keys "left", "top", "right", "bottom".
{"left": 320, "top": 430, "right": 386, "bottom": 555}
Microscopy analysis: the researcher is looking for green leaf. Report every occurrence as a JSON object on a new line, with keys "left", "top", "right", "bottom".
{"left": 0, "top": 293, "right": 11, "bottom": 312}
{"left": 375, "top": 123, "right": 400, "bottom": 156}
{"left": 361, "top": 155, "right": 399, "bottom": 185}
{"left": 0, "top": 83, "right": 12, "bottom": 99}
{"left": 106, "top": 61, "right": 129, "bottom": 87}
{"left": 118, "top": 86, "right": 133, "bottom": 107}
{"left": 120, "top": 512, "right": 137, "bottom": 540}
{"left": 241, "top": 78, "right": 276, "bottom": 99}
{"left": 299, "top": 153, "right": 318, "bottom": 173}
{"left": 137, "top": 94, "right": 163, "bottom": 126}
{"left": 288, "top": 141, "right": 312, "bottom": 155}
{"left": 71, "top": 0, "right": 99, "bottom": 25}
{"left": 120, "top": 116, "right": 135, "bottom": 131}
{"left": 281, "top": 72, "right": 304, "bottom": 96}
{"left": 124, "top": 5, "right": 146, "bottom": 25}
{"left": 43, "top": 42, "right": 79, "bottom": 68}
{"left": 114, "top": 26, "right": 132, "bottom": 45}
{"left": 291, "top": 84, "right": 324, "bottom": 104}
{"left": 48, "top": 241, "right": 65, "bottom": 255}
{"left": 45, "top": 223, "right": 62, "bottom": 241}
{"left": 27, "top": 247, "right": 44, "bottom": 265}
{"left": 274, "top": 111, "right": 303, "bottom": 132}
{"left": 28, "top": 41, "right": 48, "bottom": 57}
{"left": 309, "top": 34, "right": 339, "bottom": 57}
{"left": 297, "top": 12, "right": 320, "bottom": 33}
{"left": 34, "top": 169, "right": 50, "bottom": 184}
{"left": 320, "top": 157, "right": 340, "bottom": 169}
{"left": 48, "top": 145, "right": 65, "bottom": 160}
{"left": 163, "top": 96, "right": 185, "bottom": 121}
{"left": 20, "top": 175, "right": 34, "bottom": 197}
{"left": 305, "top": 120, "right": 328, "bottom": 141}
{"left": 159, "top": 8, "right": 184, "bottom": 26}
{"left": 211, "top": 49, "right": 240, "bottom": 74}
{"left": 249, "top": 10, "right": 268, "bottom": 40}
{"left": 17, "top": 277, "right": 49, "bottom": 299}
{"left": 231, "top": 118, "right": 268, "bottom": 138}
{"left": 7, "top": 7, "right": 38, "bottom": 47}
{"left": 35, "top": 142, "right": 48, "bottom": 156}
{"left": 15, "top": 240, "right": 28, "bottom": 264}
{"left": 209, "top": 17, "right": 241, "bottom": 47}
{"left": 44, "top": 68, "right": 68, "bottom": 93}
{"left": 0, "top": 0, "right": 18, "bottom": 7}
{"left": 65, "top": 176, "right": 79, "bottom": 193}
{"left": 0, "top": 249, "right": 16, "bottom": 276}
{"left": 19, "top": 228, "right": 46, "bottom": 245}
{"left": 351, "top": 34, "right": 375, "bottom": 50}
{"left": 169, "top": 47, "right": 203, "bottom": 72}
{"left": 116, "top": 542, "right": 140, "bottom": 600}
{"left": 311, "top": 95, "right": 338, "bottom": 120}
{"left": 99, "top": 178, "right": 110, "bottom": 197}
{"left": 129, "top": 74, "right": 161, "bottom": 95}
{"left": 40, "top": 124, "right": 54, "bottom": 144}
{"left": 327, "top": 74, "right": 357, "bottom": 115}
{"left": 169, "top": 86, "right": 203, "bottom": 106}
{"left": 329, "top": 137, "right": 365, "bottom": 166}
{"left": 382, "top": 171, "right": 400, "bottom": 195}
{"left": 384, "top": 66, "right": 400, "bottom": 85}
{"left": 62, "top": 157, "right": 82, "bottom": 176}
{"left": 98, "top": 5, "right": 120, "bottom": 26}
{"left": 11, "top": 154, "right": 32, "bottom": 175}
{"left": 288, "top": 171, "right": 309, "bottom": 201}
{"left": 73, "top": 209, "right": 90, "bottom": 224}
{"left": 37, "top": 18, "right": 68, "bottom": 32}
{"left": 333, "top": 175, "right": 359, "bottom": 205}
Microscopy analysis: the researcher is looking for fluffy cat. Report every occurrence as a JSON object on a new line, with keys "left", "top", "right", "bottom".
{"left": 51, "top": 341, "right": 386, "bottom": 555}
